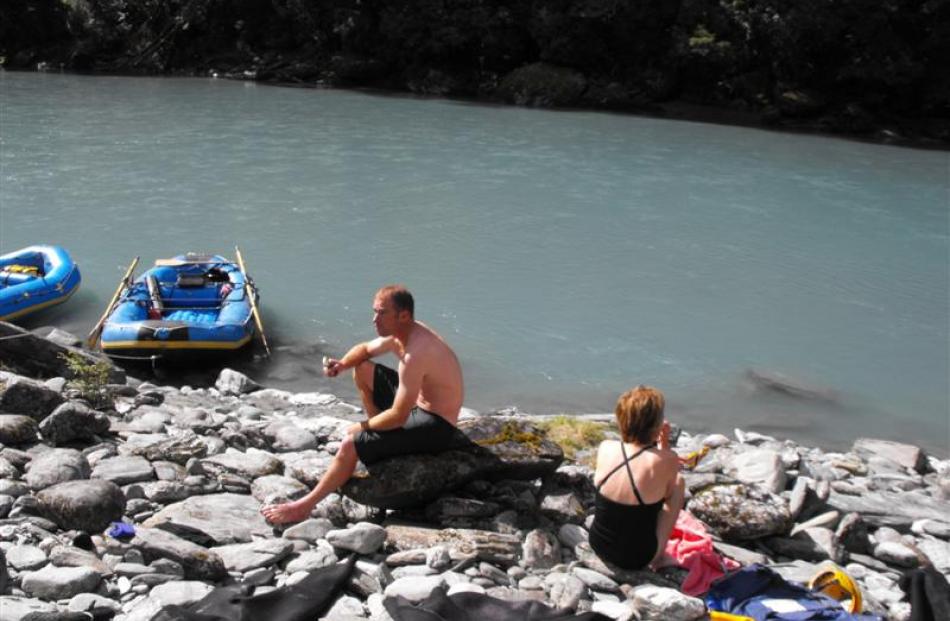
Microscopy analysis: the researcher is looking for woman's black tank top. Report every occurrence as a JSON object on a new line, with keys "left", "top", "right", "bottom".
{"left": 588, "top": 442, "right": 663, "bottom": 570}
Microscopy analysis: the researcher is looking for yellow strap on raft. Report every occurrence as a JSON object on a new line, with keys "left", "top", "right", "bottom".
{"left": 808, "top": 564, "right": 863, "bottom": 613}
{"left": 709, "top": 611, "right": 756, "bottom": 621}
{"left": 1, "top": 264, "right": 41, "bottom": 276}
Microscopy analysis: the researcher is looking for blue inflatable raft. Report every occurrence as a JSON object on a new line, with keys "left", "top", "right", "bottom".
{"left": 100, "top": 253, "right": 258, "bottom": 356}
{"left": 0, "top": 245, "right": 81, "bottom": 322}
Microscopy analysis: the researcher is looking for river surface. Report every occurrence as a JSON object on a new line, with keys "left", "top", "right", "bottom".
{"left": 2, "top": 71, "right": 948, "bottom": 454}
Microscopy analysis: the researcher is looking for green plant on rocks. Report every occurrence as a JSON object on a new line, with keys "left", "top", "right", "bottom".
{"left": 537, "top": 415, "right": 606, "bottom": 463}
{"left": 59, "top": 351, "right": 112, "bottom": 408}
{"left": 475, "top": 421, "right": 544, "bottom": 452}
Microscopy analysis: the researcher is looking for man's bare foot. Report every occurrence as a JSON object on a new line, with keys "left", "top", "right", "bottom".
{"left": 260, "top": 500, "right": 312, "bottom": 525}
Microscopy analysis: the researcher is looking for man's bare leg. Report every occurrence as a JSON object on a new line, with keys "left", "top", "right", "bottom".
{"left": 353, "top": 360, "right": 381, "bottom": 417}
{"left": 261, "top": 435, "right": 360, "bottom": 524}
{"left": 651, "top": 473, "right": 686, "bottom": 567}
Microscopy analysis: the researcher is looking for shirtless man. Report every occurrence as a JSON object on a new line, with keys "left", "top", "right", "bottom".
{"left": 261, "top": 285, "right": 464, "bottom": 524}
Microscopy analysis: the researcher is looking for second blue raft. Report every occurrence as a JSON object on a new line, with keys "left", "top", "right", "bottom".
{"left": 0, "top": 245, "right": 81, "bottom": 322}
{"left": 100, "top": 253, "right": 258, "bottom": 357}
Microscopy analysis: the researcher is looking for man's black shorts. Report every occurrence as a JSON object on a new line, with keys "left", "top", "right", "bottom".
{"left": 354, "top": 363, "right": 465, "bottom": 465}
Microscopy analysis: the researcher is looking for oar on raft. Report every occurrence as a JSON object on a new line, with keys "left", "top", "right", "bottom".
{"left": 234, "top": 246, "right": 271, "bottom": 358}
{"left": 87, "top": 256, "right": 139, "bottom": 349}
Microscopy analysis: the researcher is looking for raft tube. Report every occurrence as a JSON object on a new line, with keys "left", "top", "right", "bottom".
{"left": 0, "top": 245, "right": 82, "bottom": 321}
{"left": 100, "top": 253, "right": 258, "bottom": 357}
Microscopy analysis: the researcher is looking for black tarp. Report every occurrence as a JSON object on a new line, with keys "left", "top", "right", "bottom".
{"left": 899, "top": 566, "right": 950, "bottom": 621}
{"left": 385, "top": 587, "right": 612, "bottom": 621}
{"left": 150, "top": 556, "right": 355, "bottom": 621}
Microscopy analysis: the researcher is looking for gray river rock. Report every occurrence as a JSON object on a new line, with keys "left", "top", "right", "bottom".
{"left": 688, "top": 484, "right": 792, "bottom": 541}
{"left": 38, "top": 400, "right": 111, "bottom": 445}
{"left": 0, "top": 375, "right": 64, "bottom": 420}
{"left": 0, "top": 415, "right": 39, "bottom": 445}
{"left": 130, "top": 526, "right": 227, "bottom": 581}
{"left": 142, "top": 493, "right": 272, "bottom": 545}
{"left": 342, "top": 418, "right": 563, "bottom": 509}
{"left": 20, "top": 564, "right": 102, "bottom": 600}
{"left": 23, "top": 448, "right": 90, "bottom": 490}
{"left": 91, "top": 455, "right": 155, "bottom": 485}
{"left": 35, "top": 478, "right": 125, "bottom": 532}
{"left": 0, "top": 345, "right": 946, "bottom": 620}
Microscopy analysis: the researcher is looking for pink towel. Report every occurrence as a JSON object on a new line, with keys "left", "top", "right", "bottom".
{"left": 663, "top": 510, "right": 740, "bottom": 596}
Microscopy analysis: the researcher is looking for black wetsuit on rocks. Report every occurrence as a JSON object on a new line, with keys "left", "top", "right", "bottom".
{"left": 588, "top": 442, "right": 663, "bottom": 570}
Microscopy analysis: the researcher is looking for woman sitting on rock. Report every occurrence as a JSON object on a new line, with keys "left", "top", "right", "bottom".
{"left": 589, "top": 385, "right": 685, "bottom": 570}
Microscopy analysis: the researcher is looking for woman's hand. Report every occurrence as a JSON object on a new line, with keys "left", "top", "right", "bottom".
{"left": 658, "top": 421, "right": 672, "bottom": 450}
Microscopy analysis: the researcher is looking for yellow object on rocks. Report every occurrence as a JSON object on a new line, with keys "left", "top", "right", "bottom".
{"left": 680, "top": 445, "right": 711, "bottom": 470}
{"left": 808, "top": 564, "right": 863, "bottom": 613}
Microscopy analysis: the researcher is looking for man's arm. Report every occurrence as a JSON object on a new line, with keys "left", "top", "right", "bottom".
{"left": 363, "top": 355, "right": 423, "bottom": 431}
{"left": 326, "top": 336, "right": 395, "bottom": 376}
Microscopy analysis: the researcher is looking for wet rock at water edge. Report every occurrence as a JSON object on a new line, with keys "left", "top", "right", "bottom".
{"left": 215, "top": 368, "right": 262, "bottom": 396}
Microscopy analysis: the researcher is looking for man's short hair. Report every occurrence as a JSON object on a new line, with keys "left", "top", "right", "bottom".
{"left": 615, "top": 385, "right": 665, "bottom": 445}
{"left": 376, "top": 285, "right": 414, "bottom": 318}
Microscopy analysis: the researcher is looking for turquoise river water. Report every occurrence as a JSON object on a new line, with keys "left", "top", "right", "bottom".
{"left": 1, "top": 71, "right": 947, "bottom": 454}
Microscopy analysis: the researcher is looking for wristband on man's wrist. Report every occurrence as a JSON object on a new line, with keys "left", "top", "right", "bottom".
{"left": 360, "top": 420, "right": 370, "bottom": 432}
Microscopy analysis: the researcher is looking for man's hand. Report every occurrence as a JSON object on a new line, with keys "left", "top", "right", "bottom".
{"left": 323, "top": 357, "right": 344, "bottom": 378}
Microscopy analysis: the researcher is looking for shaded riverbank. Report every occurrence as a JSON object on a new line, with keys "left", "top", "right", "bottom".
{"left": 2, "top": 0, "right": 948, "bottom": 147}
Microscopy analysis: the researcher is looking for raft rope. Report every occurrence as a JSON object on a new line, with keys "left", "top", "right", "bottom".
{"left": 101, "top": 352, "right": 162, "bottom": 371}
{"left": 0, "top": 332, "right": 35, "bottom": 341}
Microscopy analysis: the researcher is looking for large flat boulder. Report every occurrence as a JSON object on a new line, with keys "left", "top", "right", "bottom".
{"left": 130, "top": 527, "right": 227, "bottom": 581}
{"left": 826, "top": 490, "right": 950, "bottom": 529}
{"left": 385, "top": 524, "right": 521, "bottom": 566}
{"left": 142, "top": 493, "right": 273, "bottom": 545}
{"left": 342, "top": 417, "right": 563, "bottom": 509}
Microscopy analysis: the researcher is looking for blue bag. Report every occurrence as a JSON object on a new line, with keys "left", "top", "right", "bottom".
{"left": 705, "top": 564, "right": 884, "bottom": 621}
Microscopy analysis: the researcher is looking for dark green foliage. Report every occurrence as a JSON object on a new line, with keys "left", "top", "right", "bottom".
{"left": 2, "top": 0, "right": 947, "bottom": 140}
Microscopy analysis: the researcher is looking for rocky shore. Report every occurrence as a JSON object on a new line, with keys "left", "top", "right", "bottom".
{"left": 2, "top": 0, "right": 948, "bottom": 147}
{"left": 0, "top": 321, "right": 948, "bottom": 621}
